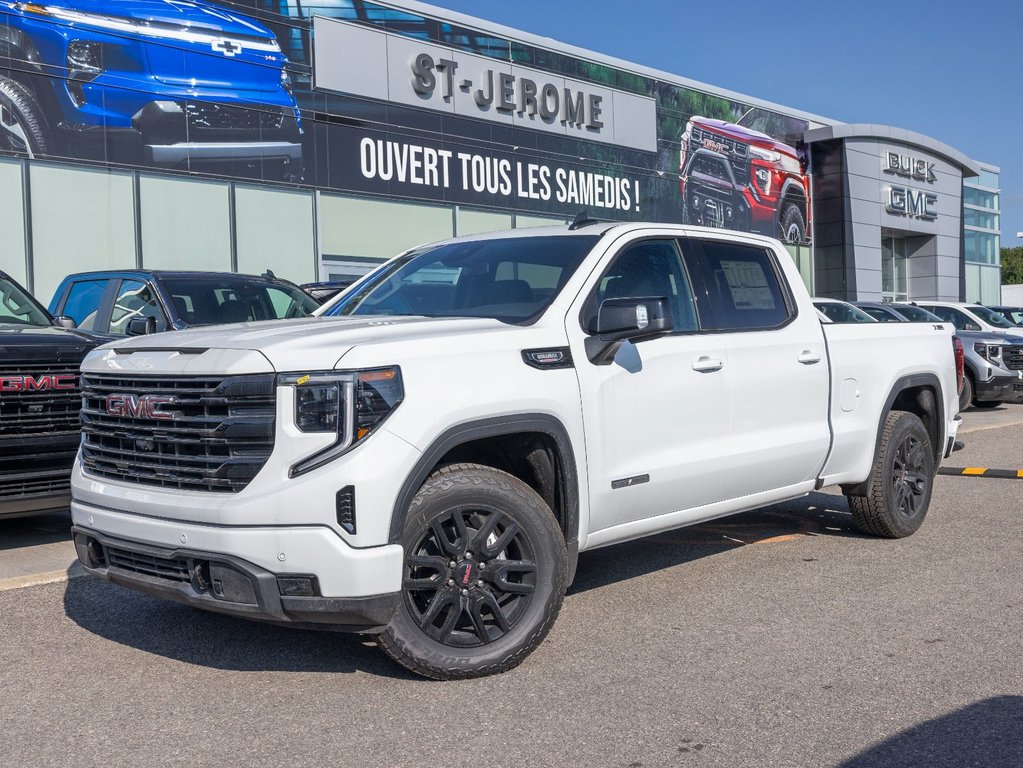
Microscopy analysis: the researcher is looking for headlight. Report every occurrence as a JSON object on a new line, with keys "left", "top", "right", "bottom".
{"left": 749, "top": 146, "right": 782, "bottom": 163}
{"left": 280, "top": 367, "right": 403, "bottom": 476}
{"left": 973, "top": 343, "right": 1003, "bottom": 363}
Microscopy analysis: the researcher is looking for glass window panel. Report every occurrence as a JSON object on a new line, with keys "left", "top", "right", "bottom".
{"left": 964, "top": 264, "right": 980, "bottom": 303}
{"left": 458, "top": 209, "right": 513, "bottom": 237}
{"left": 319, "top": 195, "right": 453, "bottom": 260}
{"left": 964, "top": 208, "right": 999, "bottom": 229}
{"left": 0, "top": 158, "right": 26, "bottom": 286}
{"left": 235, "top": 186, "right": 315, "bottom": 283}
{"left": 61, "top": 279, "right": 110, "bottom": 331}
{"left": 108, "top": 279, "right": 166, "bottom": 336}
{"left": 980, "top": 265, "right": 1002, "bottom": 305}
{"left": 140, "top": 175, "right": 231, "bottom": 271}
{"left": 30, "top": 164, "right": 135, "bottom": 305}
{"left": 979, "top": 169, "right": 999, "bottom": 189}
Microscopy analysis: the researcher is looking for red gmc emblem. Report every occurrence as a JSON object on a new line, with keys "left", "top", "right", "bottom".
{"left": 0, "top": 374, "right": 77, "bottom": 392}
{"left": 105, "top": 393, "right": 175, "bottom": 420}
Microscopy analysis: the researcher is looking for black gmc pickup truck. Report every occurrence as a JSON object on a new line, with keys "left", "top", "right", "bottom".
{"left": 0, "top": 271, "right": 98, "bottom": 519}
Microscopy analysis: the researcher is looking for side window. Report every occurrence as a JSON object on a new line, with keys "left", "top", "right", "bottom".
{"left": 108, "top": 280, "right": 165, "bottom": 336}
{"left": 928, "top": 307, "right": 972, "bottom": 331}
{"left": 581, "top": 239, "right": 698, "bottom": 333}
{"left": 683, "top": 239, "right": 791, "bottom": 331}
{"left": 266, "top": 287, "right": 316, "bottom": 319}
{"left": 60, "top": 279, "right": 109, "bottom": 331}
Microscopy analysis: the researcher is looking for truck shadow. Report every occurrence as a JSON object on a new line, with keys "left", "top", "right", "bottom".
{"left": 839, "top": 696, "right": 1023, "bottom": 767}
{"left": 570, "top": 490, "right": 862, "bottom": 595}
{"left": 61, "top": 573, "right": 417, "bottom": 679}
{"left": 0, "top": 511, "right": 72, "bottom": 552}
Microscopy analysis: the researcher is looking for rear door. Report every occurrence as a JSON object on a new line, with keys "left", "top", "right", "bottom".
{"left": 681, "top": 236, "right": 830, "bottom": 498}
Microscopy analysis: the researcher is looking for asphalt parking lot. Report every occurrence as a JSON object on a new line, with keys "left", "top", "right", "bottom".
{"left": 1, "top": 406, "right": 1021, "bottom": 767}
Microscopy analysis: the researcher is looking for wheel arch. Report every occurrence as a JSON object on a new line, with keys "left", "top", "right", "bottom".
{"left": 842, "top": 373, "right": 945, "bottom": 496}
{"left": 0, "top": 27, "right": 63, "bottom": 125}
{"left": 389, "top": 414, "right": 581, "bottom": 584}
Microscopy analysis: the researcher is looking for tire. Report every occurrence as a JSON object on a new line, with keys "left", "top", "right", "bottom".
{"left": 0, "top": 76, "right": 48, "bottom": 158}
{"left": 958, "top": 374, "right": 973, "bottom": 413}
{"left": 846, "top": 410, "right": 934, "bottom": 539}
{"left": 379, "top": 463, "right": 568, "bottom": 680}
{"left": 973, "top": 400, "right": 1002, "bottom": 409}
{"left": 779, "top": 201, "right": 806, "bottom": 244}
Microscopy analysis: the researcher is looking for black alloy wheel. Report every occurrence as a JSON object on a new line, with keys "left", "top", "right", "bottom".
{"left": 890, "top": 432, "right": 928, "bottom": 519}
{"left": 379, "top": 463, "right": 567, "bottom": 680}
{"left": 403, "top": 505, "right": 537, "bottom": 647}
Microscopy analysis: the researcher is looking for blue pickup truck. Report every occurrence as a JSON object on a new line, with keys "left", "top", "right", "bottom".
{"left": 0, "top": 0, "right": 302, "bottom": 178}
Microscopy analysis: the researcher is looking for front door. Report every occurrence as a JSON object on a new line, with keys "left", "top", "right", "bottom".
{"left": 567, "top": 234, "right": 733, "bottom": 536}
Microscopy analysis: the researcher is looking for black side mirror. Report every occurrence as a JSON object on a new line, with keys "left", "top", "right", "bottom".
{"left": 964, "top": 323, "right": 981, "bottom": 331}
{"left": 585, "top": 296, "right": 673, "bottom": 365}
{"left": 53, "top": 315, "right": 77, "bottom": 329}
{"left": 126, "top": 316, "right": 157, "bottom": 336}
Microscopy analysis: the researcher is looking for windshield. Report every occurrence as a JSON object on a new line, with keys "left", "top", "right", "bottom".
{"left": 968, "top": 305, "right": 1015, "bottom": 328}
{"left": 325, "top": 235, "right": 600, "bottom": 323}
{"left": 814, "top": 301, "right": 876, "bottom": 324}
{"left": 999, "top": 308, "right": 1023, "bottom": 326}
{"left": 0, "top": 276, "right": 51, "bottom": 327}
{"left": 161, "top": 277, "right": 318, "bottom": 326}
{"left": 859, "top": 306, "right": 900, "bottom": 322}
{"left": 890, "top": 304, "right": 942, "bottom": 323}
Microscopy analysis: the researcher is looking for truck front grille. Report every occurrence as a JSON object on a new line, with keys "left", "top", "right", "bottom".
{"left": 0, "top": 362, "right": 81, "bottom": 437}
{"left": 0, "top": 463, "right": 72, "bottom": 500}
{"left": 185, "top": 103, "right": 291, "bottom": 136}
{"left": 1003, "top": 345, "right": 1023, "bottom": 371}
{"left": 689, "top": 125, "right": 750, "bottom": 185}
{"left": 80, "top": 373, "right": 276, "bottom": 493}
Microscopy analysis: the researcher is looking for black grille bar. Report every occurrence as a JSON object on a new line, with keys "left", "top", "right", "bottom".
{"left": 106, "top": 546, "right": 191, "bottom": 583}
{"left": 80, "top": 373, "right": 276, "bottom": 493}
{"left": 1003, "top": 345, "right": 1023, "bottom": 371}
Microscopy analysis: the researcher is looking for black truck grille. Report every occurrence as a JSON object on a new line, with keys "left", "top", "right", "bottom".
{"left": 0, "top": 464, "right": 71, "bottom": 500}
{"left": 80, "top": 373, "right": 277, "bottom": 493}
{"left": 0, "top": 362, "right": 81, "bottom": 436}
{"left": 689, "top": 125, "right": 750, "bottom": 184}
{"left": 1003, "top": 345, "right": 1023, "bottom": 371}
{"left": 106, "top": 546, "right": 191, "bottom": 583}
{"left": 185, "top": 103, "right": 289, "bottom": 134}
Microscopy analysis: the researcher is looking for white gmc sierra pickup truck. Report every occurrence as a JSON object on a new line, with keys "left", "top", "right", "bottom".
{"left": 72, "top": 222, "right": 962, "bottom": 679}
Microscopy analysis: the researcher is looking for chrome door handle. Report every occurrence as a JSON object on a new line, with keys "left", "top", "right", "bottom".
{"left": 798, "top": 350, "right": 822, "bottom": 365}
{"left": 692, "top": 356, "right": 723, "bottom": 373}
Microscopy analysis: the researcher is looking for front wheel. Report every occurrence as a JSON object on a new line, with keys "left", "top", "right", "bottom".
{"left": 779, "top": 201, "right": 806, "bottom": 244}
{"left": 846, "top": 410, "right": 935, "bottom": 538}
{"left": 0, "top": 77, "right": 49, "bottom": 158}
{"left": 379, "top": 463, "right": 567, "bottom": 680}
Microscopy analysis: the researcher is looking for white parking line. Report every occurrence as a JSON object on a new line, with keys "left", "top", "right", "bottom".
{"left": 0, "top": 564, "right": 86, "bottom": 593}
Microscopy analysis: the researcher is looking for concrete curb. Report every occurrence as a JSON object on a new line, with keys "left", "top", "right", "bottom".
{"left": 0, "top": 563, "right": 86, "bottom": 593}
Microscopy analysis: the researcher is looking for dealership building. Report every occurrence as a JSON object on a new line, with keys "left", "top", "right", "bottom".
{"left": 0, "top": 0, "right": 1002, "bottom": 308}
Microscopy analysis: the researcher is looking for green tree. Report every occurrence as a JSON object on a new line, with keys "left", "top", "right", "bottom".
{"left": 1002, "top": 247, "right": 1023, "bottom": 285}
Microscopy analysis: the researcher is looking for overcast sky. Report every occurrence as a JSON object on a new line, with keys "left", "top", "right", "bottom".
{"left": 434, "top": 0, "right": 1022, "bottom": 246}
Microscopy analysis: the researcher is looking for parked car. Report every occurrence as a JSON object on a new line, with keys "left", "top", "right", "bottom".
{"left": 0, "top": 270, "right": 99, "bottom": 519}
{"left": 0, "top": 0, "right": 302, "bottom": 178}
{"left": 812, "top": 298, "right": 877, "bottom": 323}
{"left": 48, "top": 270, "right": 319, "bottom": 338}
{"left": 988, "top": 306, "right": 1023, "bottom": 327}
{"left": 853, "top": 302, "right": 1017, "bottom": 411}
{"left": 916, "top": 302, "right": 1023, "bottom": 337}
{"left": 301, "top": 280, "right": 355, "bottom": 305}
{"left": 72, "top": 223, "right": 961, "bottom": 679}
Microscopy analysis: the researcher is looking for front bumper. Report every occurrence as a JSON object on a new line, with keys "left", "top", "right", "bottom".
{"left": 0, "top": 491, "right": 70, "bottom": 519}
{"left": 72, "top": 500, "right": 403, "bottom": 630}
{"left": 974, "top": 370, "right": 1023, "bottom": 403}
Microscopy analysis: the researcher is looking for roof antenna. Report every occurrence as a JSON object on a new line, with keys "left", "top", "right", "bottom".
{"left": 262, "top": 269, "right": 277, "bottom": 280}
{"left": 568, "top": 210, "right": 599, "bottom": 230}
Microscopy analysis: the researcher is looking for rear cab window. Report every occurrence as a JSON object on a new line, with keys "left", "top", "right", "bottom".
{"left": 680, "top": 239, "right": 793, "bottom": 331}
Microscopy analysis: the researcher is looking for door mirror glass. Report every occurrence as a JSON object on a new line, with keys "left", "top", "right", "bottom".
{"left": 965, "top": 323, "right": 981, "bottom": 331}
{"left": 53, "top": 315, "right": 77, "bottom": 329}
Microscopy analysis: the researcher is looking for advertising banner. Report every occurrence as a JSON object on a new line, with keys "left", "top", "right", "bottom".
{"left": 0, "top": 0, "right": 816, "bottom": 243}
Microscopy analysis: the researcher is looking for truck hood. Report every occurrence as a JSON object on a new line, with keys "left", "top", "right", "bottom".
{"left": 0, "top": 325, "right": 97, "bottom": 358}
{"left": 98, "top": 315, "right": 521, "bottom": 372}
{"left": 692, "top": 117, "right": 797, "bottom": 157}
{"left": 42, "top": 0, "right": 277, "bottom": 41}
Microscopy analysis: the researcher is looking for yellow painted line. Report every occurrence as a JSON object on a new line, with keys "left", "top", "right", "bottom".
{"left": 0, "top": 565, "right": 85, "bottom": 593}
{"left": 1018, "top": 470, "right": 1023, "bottom": 479}
{"left": 962, "top": 467, "right": 987, "bottom": 475}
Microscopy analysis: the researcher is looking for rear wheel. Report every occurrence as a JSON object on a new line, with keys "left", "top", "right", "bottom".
{"left": 379, "top": 463, "right": 567, "bottom": 680}
{"left": 846, "top": 410, "right": 934, "bottom": 538}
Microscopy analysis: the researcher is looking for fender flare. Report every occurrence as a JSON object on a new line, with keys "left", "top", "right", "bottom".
{"left": 777, "top": 178, "right": 807, "bottom": 210}
{"left": 388, "top": 413, "right": 581, "bottom": 582}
